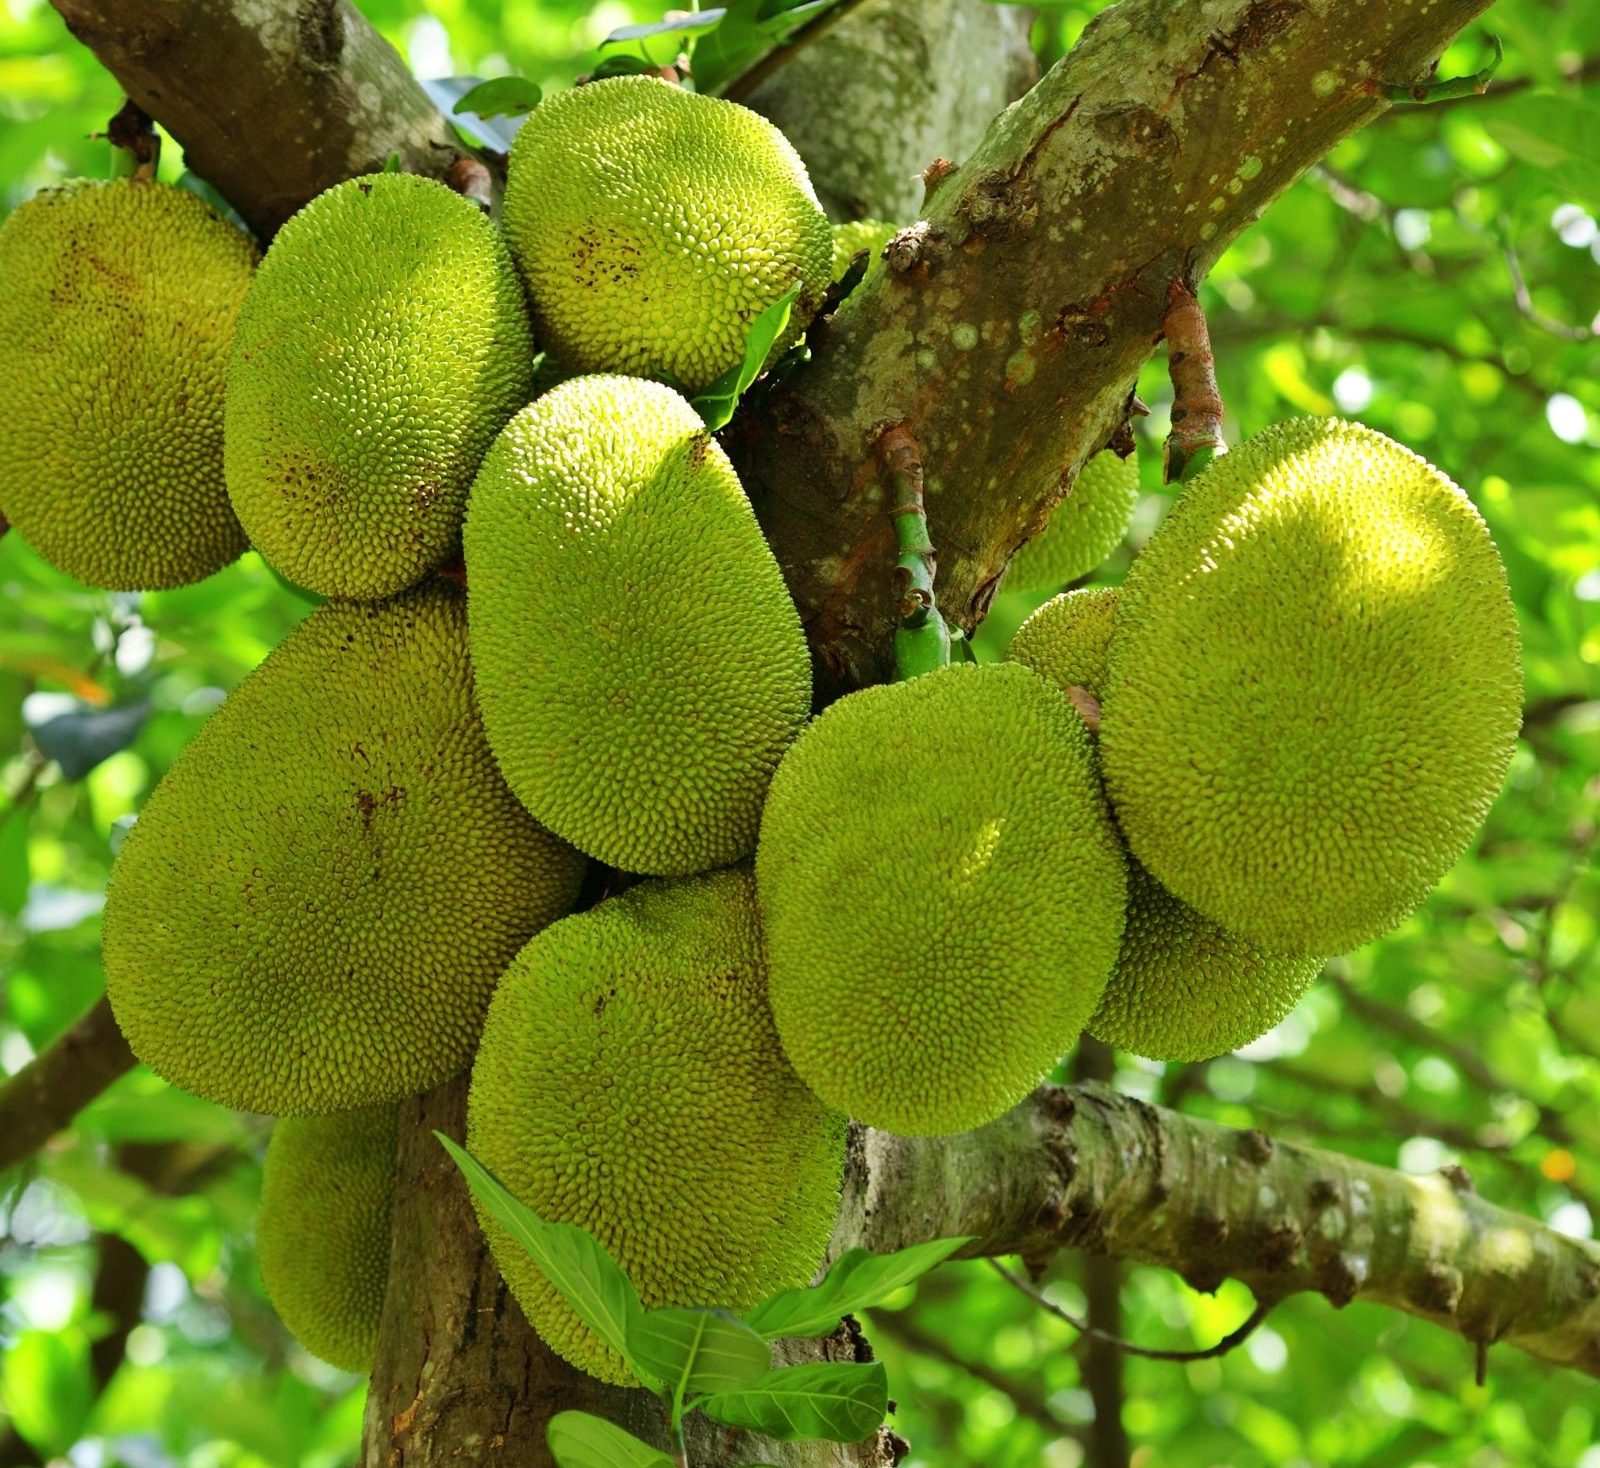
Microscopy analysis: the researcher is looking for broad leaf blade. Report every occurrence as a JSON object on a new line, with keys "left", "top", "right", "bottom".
{"left": 690, "top": 283, "right": 800, "bottom": 431}
{"left": 452, "top": 77, "right": 543, "bottom": 121}
{"left": 626, "top": 1308, "right": 771, "bottom": 1400}
{"left": 699, "top": 1360, "right": 889, "bottom": 1442}
{"left": 547, "top": 1411, "right": 673, "bottom": 1468}
{"left": 438, "top": 1135, "right": 646, "bottom": 1380}
{"left": 604, "top": 10, "right": 728, "bottom": 45}
{"left": 744, "top": 1237, "right": 971, "bottom": 1340}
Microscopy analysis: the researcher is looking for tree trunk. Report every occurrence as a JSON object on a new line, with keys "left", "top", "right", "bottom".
{"left": 363, "top": 1075, "right": 900, "bottom": 1468}
{"left": 742, "top": 0, "right": 1036, "bottom": 223}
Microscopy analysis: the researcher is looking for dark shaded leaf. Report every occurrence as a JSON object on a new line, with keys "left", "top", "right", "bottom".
{"left": 31, "top": 700, "right": 149, "bottom": 780}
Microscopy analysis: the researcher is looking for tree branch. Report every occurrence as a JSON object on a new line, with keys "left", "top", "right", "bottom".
{"left": 0, "top": 997, "right": 135, "bottom": 1174}
{"left": 46, "top": 0, "right": 474, "bottom": 238}
{"left": 836, "top": 1083, "right": 1600, "bottom": 1382}
{"left": 733, "top": 0, "right": 1497, "bottom": 695}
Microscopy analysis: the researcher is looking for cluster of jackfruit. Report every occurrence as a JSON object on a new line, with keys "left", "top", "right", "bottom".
{"left": 5, "top": 72, "right": 1522, "bottom": 1386}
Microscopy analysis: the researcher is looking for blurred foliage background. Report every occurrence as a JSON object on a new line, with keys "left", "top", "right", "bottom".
{"left": 1, "top": 0, "right": 1597, "bottom": 1464}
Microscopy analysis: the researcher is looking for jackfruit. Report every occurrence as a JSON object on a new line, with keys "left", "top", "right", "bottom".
{"left": 225, "top": 174, "right": 534, "bottom": 599}
{"left": 258, "top": 1104, "right": 399, "bottom": 1372}
{"left": 103, "top": 582, "right": 585, "bottom": 1115}
{"left": 1100, "top": 418, "right": 1522, "bottom": 957}
{"left": 0, "top": 177, "right": 255, "bottom": 590}
{"left": 756, "top": 661, "right": 1127, "bottom": 1136}
{"left": 1006, "top": 451, "right": 1140, "bottom": 593}
{"left": 1006, "top": 586, "right": 1118, "bottom": 704}
{"left": 467, "top": 868, "right": 845, "bottom": 1384}
{"left": 464, "top": 374, "right": 810, "bottom": 875}
{"left": 1091, "top": 862, "right": 1322, "bottom": 1060}
{"left": 830, "top": 218, "right": 897, "bottom": 282}
{"left": 501, "top": 77, "right": 832, "bottom": 395}
{"left": 1009, "top": 587, "right": 1323, "bottom": 1059}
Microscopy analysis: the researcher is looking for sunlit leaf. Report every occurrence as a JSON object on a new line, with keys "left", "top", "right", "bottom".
{"left": 699, "top": 1360, "right": 888, "bottom": 1441}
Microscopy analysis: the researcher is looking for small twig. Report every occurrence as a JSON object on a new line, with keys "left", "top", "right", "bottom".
{"left": 1502, "top": 231, "right": 1594, "bottom": 342}
{"left": 990, "top": 1260, "right": 1272, "bottom": 1362}
{"left": 870, "top": 1309, "right": 1069, "bottom": 1434}
{"left": 1162, "top": 280, "right": 1225, "bottom": 484}
{"left": 1377, "top": 33, "right": 1503, "bottom": 105}
{"left": 720, "top": 0, "right": 874, "bottom": 103}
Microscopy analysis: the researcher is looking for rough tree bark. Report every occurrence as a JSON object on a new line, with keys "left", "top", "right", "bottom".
{"left": 742, "top": 0, "right": 1036, "bottom": 223}
{"left": 731, "top": 0, "right": 1498, "bottom": 696}
{"left": 35, "top": 1, "right": 1567, "bottom": 1465}
{"left": 47, "top": 0, "right": 472, "bottom": 237}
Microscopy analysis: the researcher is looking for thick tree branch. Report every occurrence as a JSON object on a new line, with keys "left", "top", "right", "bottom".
{"left": 836, "top": 1084, "right": 1600, "bottom": 1382}
{"left": 0, "top": 997, "right": 134, "bottom": 1174}
{"left": 46, "top": 0, "right": 473, "bottom": 237}
{"left": 733, "top": 0, "right": 1497, "bottom": 695}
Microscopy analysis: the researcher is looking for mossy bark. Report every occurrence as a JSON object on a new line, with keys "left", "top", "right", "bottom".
{"left": 742, "top": 0, "right": 1036, "bottom": 224}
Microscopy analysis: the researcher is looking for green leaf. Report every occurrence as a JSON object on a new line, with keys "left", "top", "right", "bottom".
{"left": 604, "top": 11, "right": 728, "bottom": 46}
{"left": 452, "top": 76, "right": 542, "bottom": 121}
{"left": 744, "top": 1237, "right": 971, "bottom": 1340}
{"left": 690, "top": 283, "right": 800, "bottom": 431}
{"left": 0, "top": 811, "right": 29, "bottom": 917}
{"left": 381, "top": 152, "right": 402, "bottom": 174}
{"left": 437, "top": 1135, "right": 649, "bottom": 1384}
{"left": 625, "top": 1308, "right": 771, "bottom": 1401}
{"left": 699, "top": 1360, "right": 889, "bottom": 1442}
{"left": 547, "top": 1411, "right": 673, "bottom": 1468}
{"left": 1482, "top": 94, "right": 1600, "bottom": 205}
{"left": 0, "top": 1328, "right": 92, "bottom": 1454}
{"left": 590, "top": 55, "right": 655, "bottom": 80}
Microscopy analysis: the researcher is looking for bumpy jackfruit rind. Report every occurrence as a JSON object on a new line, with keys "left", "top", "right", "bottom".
{"left": 502, "top": 77, "right": 833, "bottom": 395}
{"left": 1088, "top": 861, "right": 1324, "bottom": 1062}
{"left": 224, "top": 174, "right": 535, "bottom": 600}
{"left": 1100, "top": 417, "right": 1522, "bottom": 957}
{"left": 0, "top": 178, "right": 256, "bottom": 590}
{"left": 103, "top": 582, "right": 586, "bottom": 1115}
{"left": 467, "top": 868, "right": 846, "bottom": 1385}
{"left": 258, "top": 1104, "right": 399, "bottom": 1372}
{"left": 829, "top": 218, "right": 897, "bottom": 282}
{"left": 465, "top": 374, "right": 811, "bottom": 876}
{"left": 1006, "top": 451, "right": 1141, "bottom": 594}
{"left": 757, "top": 661, "right": 1127, "bottom": 1138}
{"left": 1006, "top": 587, "right": 1120, "bottom": 698}
{"left": 1008, "top": 586, "right": 1321, "bottom": 1059}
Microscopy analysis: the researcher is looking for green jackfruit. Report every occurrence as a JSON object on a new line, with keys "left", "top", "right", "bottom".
{"left": 829, "top": 218, "right": 897, "bottom": 282}
{"left": 225, "top": 174, "right": 534, "bottom": 599}
{"left": 258, "top": 1104, "right": 399, "bottom": 1372}
{"left": 467, "top": 868, "right": 845, "bottom": 1384}
{"left": 103, "top": 582, "right": 585, "bottom": 1115}
{"left": 1006, "top": 586, "right": 1118, "bottom": 701}
{"left": 0, "top": 177, "right": 255, "bottom": 589}
{"left": 1009, "top": 588, "right": 1325, "bottom": 1061}
{"left": 1100, "top": 418, "right": 1522, "bottom": 957}
{"left": 756, "top": 661, "right": 1126, "bottom": 1136}
{"left": 501, "top": 77, "right": 832, "bottom": 395}
{"left": 464, "top": 375, "right": 810, "bottom": 876}
{"left": 1006, "top": 451, "right": 1140, "bottom": 594}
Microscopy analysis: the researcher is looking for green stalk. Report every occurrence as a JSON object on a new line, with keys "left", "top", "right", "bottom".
{"left": 882, "top": 425, "right": 950, "bottom": 681}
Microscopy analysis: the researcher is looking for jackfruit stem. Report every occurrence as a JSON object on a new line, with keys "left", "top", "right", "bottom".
{"left": 1162, "top": 279, "right": 1226, "bottom": 485}
{"left": 881, "top": 424, "right": 951, "bottom": 681}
